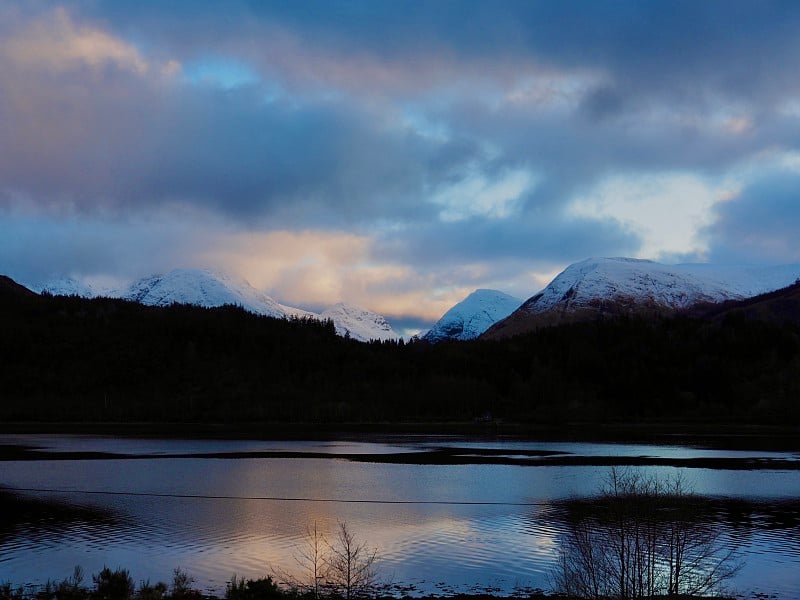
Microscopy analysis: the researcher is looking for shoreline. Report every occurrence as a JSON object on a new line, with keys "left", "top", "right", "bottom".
{"left": 1, "top": 421, "right": 799, "bottom": 454}
{"left": 1, "top": 443, "right": 798, "bottom": 470}
{"left": 2, "top": 420, "right": 799, "bottom": 447}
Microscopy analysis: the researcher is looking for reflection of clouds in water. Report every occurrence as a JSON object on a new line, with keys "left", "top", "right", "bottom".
{"left": 1, "top": 436, "right": 799, "bottom": 595}
{"left": 683, "top": 469, "right": 800, "bottom": 498}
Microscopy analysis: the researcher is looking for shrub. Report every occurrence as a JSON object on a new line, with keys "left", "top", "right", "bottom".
{"left": 0, "top": 582, "right": 25, "bottom": 600}
{"left": 92, "top": 568, "right": 134, "bottom": 600}
{"left": 225, "top": 576, "right": 282, "bottom": 600}
{"left": 134, "top": 582, "right": 167, "bottom": 600}
{"left": 56, "top": 567, "right": 89, "bottom": 600}
{"left": 169, "top": 570, "right": 202, "bottom": 600}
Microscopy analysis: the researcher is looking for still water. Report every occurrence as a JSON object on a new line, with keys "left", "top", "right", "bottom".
{"left": 1, "top": 435, "right": 798, "bottom": 598}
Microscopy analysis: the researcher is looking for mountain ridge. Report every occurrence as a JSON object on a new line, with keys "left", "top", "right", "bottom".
{"left": 0, "top": 275, "right": 38, "bottom": 300}
{"left": 485, "top": 257, "right": 800, "bottom": 339}
{"left": 121, "top": 269, "right": 288, "bottom": 318}
{"left": 23, "top": 269, "right": 399, "bottom": 343}
{"left": 689, "top": 280, "right": 800, "bottom": 324}
{"left": 24, "top": 276, "right": 95, "bottom": 298}
{"left": 423, "top": 289, "right": 522, "bottom": 343}
{"left": 3, "top": 270, "right": 800, "bottom": 425}
{"left": 320, "top": 302, "right": 398, "bottom": 342}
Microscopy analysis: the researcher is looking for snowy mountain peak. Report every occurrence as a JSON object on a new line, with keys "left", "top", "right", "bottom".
{"left": 26, "top": 276, "right": 95, "bottom": 298}
{"left": 485, "top": 257, "right": 800, "bottom": 338}
{"left": 122, "top": 268, "right": 288, "bottom": 318}
{"left": 25, "top": 268, "right": 400, "bottom": 342}
{"left": 424, "top": 289, "right": 522, "bottom": 343}
{"left": 320, "top": 302, "right": 399, "bottom": 342}
{"left": 523, "top": 257, "right": 800, "bottom": 315}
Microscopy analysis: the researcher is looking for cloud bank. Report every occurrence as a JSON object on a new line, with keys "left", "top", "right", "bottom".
{"left": 2, "top": 1, "right": 800, "bottom": 330}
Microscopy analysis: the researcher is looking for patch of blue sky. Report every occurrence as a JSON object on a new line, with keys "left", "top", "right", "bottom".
{"left": 183, "top": 57, "right": 261, "bottom": 90}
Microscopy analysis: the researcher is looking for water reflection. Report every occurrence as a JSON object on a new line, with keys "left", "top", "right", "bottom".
{"left": 0, "top": 436, "right": 798, "bottom": 597}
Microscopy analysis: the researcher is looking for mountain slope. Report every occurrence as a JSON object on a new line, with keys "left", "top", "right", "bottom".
{"left": 320, "top": 303, "right": 399, "bottom": 342}
{"left": 120, "top": 270, "right": 397, "bottom": 341}
{"left": 122, "top": 269, "right": 288, "bottom": 318}
{"left": 423, "top": 289, "right": 522, "bottom": 343}
{"left": 25, "top": 277, "right": 95, "bottom": 298}
{"left": 691, "top": 280, "right": 800, "bottom": 324}
{"left": 485, "top": 257, "right": 800, "bottom": 338}
{"left": 0, "top": 275, "right": 38, "bottom": 301}
{"left": 27, "top": 269, "right": 398, "bottom": 342}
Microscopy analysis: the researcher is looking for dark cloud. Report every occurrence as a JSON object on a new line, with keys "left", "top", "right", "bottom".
{"left": 0, "top": 51, "right": 468, "bottom": 226}
{"left": 126, "top": 91, "right": 451, "bottom": 224}
{"left": 705, "top": 171, "right": 800, "bottom": 264}
{"left": 5, "top": 2, "right": 800, "bottom": 227}
{"left": 375, "top": 213, "right": 639, "bottom": 267}
{"left": 87, "top": 1, "right": 800, "bottom": 104}
{"left": 443, "top": 96, "right": 800, "bottom": 190}
{"left": 0, "top": 212, "right": 198, "bottom": 284}
{"left": 4, "top": 2, "right": 800, "bottom": 319}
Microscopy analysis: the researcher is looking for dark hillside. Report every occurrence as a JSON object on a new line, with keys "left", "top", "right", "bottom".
{"left": 0, "top": 275, "right": 37, "bottom": 301}
{"left": 690, "top": 280, "right": 800, "bottom": 324}
{"left": 1, "top": 276, "right": 799, "bottom": 425}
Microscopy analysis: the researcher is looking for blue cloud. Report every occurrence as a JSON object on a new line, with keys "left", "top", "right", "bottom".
{"left": 376, "top": 213, "right": 639, "bottom": 266}
{"left": 5, "top": 2, "right": 800, "bottom": 318}
{"left": 706, "top": 172, "right": 800, "bottom": 264}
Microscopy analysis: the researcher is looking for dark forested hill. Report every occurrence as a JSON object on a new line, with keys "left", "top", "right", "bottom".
{"left": 1, "top": 278, "right": 799, "bottom": 425}
{"left": 0, "top": 275, "right": 37, "bottom": 299}
{"left": 690, "top": 280, "right": 800, "bottom": 324}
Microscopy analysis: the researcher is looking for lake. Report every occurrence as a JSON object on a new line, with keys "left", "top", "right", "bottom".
{"left": 1, "top": 434, "right": 798, "bottom": 598}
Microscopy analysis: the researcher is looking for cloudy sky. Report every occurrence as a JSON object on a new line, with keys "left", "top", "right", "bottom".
{"left": 3, "top": 1, "right": 800, "bottom": 333}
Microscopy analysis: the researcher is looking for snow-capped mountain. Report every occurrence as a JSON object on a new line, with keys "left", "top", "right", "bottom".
{"left": 320, "top": 303, "right": 399, "bottom": 342}
{"left": 122, "top": 269, "right": 289, "bottom": 318}
{"left": 486, "top": 257, "right": 800, "bottom": 338}
{"left": 26, "top": 268, "right": 397, "bottom": 342}
{"left": 423, "top": 289, "right": 522, "bottom": 343}
{"left": 25, "top": 276, "right": 95, "bottom": 298}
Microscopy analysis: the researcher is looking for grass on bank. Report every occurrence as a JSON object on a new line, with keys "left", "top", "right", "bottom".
{"left": 0, "top": 566, "right": 736, "bottom": 600}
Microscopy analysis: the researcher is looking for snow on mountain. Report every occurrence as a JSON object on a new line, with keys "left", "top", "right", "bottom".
{"left": 120, "top": 269, "right": 397, "bottom": 341}
{"left": 423, "top": 289, "right": 522, "bottom": 343}
{"left": 278, "top": 303, "right": 318, "bottom": 320}
{"left": 25, "top": 277, "right": 95, "bottom": 298}
{"left": 486, "top": 257, "right": 800, "bottom": 338}
{"left": 20, "top": 269, "right": 400, "bottom": 342}
{"left": 320, "top": 303, "right": 399, "bottom": 342}
{"left": 524, "top": 258, "right": 800, "bottom": 313}
{"left": 121, "top": 269, "right": 288, "bottom": 318}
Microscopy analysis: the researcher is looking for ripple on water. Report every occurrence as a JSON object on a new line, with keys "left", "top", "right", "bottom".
{"left": 1, "top": 439, "right": 799, "bottom": 597}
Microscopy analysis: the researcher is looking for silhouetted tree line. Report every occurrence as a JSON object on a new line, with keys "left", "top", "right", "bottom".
{"left": 1, "top": 289, "right": 799, "bottom": 424}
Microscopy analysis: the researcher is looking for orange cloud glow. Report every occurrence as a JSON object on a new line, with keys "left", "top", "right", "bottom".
{"left": 3, "top": 8, "right": 149, "bottom": 74}
{"left": 196, "top": 229, "right": 474, "bottom": 321}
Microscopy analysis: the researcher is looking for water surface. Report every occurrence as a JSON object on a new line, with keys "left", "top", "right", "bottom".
{"left": 1, "top": 435, "right": 798, "bottom": 598}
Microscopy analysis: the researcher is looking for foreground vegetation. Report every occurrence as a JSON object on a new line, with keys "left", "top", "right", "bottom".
{"left": 0, "top": 567, "right": 736, "bottom": 600}
{"left": 1, "top": 281, "right": 799, "bottom": 425}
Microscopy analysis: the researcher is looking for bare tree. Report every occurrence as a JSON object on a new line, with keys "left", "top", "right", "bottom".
{"left": 297, "top": 522, "right": 329, "bottom": 599}
{"left": 324, "top": 521, "right": 378, "bottom": 600}
{"left": 553, "top": 468, "right": 741, "bottom": 599}
{"left": 660, "top": 474, "right": 740, "bottom": 597}
{"left": 271, "top": 522, "right": 329, "bottom": 598}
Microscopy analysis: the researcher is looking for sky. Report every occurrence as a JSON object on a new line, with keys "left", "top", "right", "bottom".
{"left": 2, "top": 1, "right": 800, "bottom": 334}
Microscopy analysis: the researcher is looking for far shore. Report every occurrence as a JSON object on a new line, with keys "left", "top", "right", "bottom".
{"left": 2, "top": 420, "right": 799, "bottom": 451}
